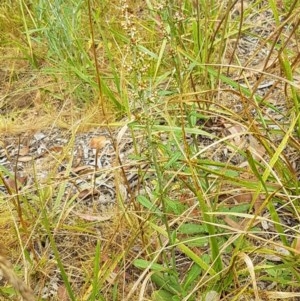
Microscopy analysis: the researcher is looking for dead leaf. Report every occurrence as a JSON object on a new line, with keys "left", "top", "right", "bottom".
{"left": 233, "top": 192, "right": 253, "bottom": 203}
{"left": 48, "top": 146, "right": 64, "bottom": 153}
{"left": 78, "top": 188, "right": 99, "bottom": 200}
{"left": 233, "top": 192, "right": 265, "bottom": 215}
{"left": 224, "top": 216, "right": 245, "bottom": 231}
{"left": 57, "top": 285, "right": 69, "bottom": 301}
{"left": 19, "top": 146, "right": 29, "bottom": 156}
{"left": 233, "top": 1, "right": 249, "bottom": 15}
{"left": 72, "top": 165, "right": 95, "bottom": 175}
{"left": 72, "top": 144, "right": 83, "bottom": 167}
{"left": 292, "top": 236, "right": 300, "bottom": 254}
{"left": 223, "top": 123, "right": 247, "bottom": 146}
{"left": 248, "top": 135, "right": 266, "bottom": 161}
{"left": 266, "top": 244, "right": 289, "bottom": 262}
{"left": 204, "top": 291, "right": 220, "bottom": 301}
{"left": 116, "top": 124, "right": 128, "bottom": 145}
{"left": 3, "top": 176, "right": 27, "bottom": 193}
{"left": 33, "top": 132, "right": 46, "bottom": 141}
{"left": 18, "top": 156, "right": 33, "bottom": 162}
{"left": 253, "top": 195, "right": 265, "bottom": 215}
{"left": 74, "top": 212, "right": 112, "bottom": 222}
{"left": 89, "top": 136, "right": 109, "bottom": 150}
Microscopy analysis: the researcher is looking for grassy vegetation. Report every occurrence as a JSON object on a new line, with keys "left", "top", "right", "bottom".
{"left": 0, "top": 0, "right": 300, "bottom": 300}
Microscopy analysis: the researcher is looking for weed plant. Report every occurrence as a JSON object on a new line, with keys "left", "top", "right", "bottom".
{"left": 0, "top": 0, "right": 300, "bottom": 300}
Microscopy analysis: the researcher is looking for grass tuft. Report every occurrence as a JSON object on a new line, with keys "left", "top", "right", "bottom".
{"left": 0, "top": 0, "right": 299, "bottom": 300}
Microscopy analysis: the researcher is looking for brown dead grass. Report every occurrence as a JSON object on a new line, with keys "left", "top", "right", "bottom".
{"left": 0, "top": 43, "right": 117, "bottom": 135}
{"left": 1, "top": 0, "right": 299, "bottom": 299}
{"left": 0, "top": 251, "right": 35, "bottom": 301}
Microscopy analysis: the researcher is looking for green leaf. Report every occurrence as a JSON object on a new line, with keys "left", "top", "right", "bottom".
{"left": 0, "top": 286, "right": 16, "bottom": 298}
{"left": 152, "top": 290, "right": 174, "bottom": 301}
{"left": 89, "top": 240, "right": 101, "bottom": 301}
{"left": 165, "top": 198, "right": 186, "bottom": 215}
{"left": 218, "top": 204, "right": 250, "bottom": 213}
{"left": 178, "top": 223, "right": 208, "bottom": 235}
{"left": 0, "top": 165, "right": 13, "bottom": 177}
{"left": 184, "top": 237, "right": 210, "bottom": 247}
{"left": 151, "top": 272, "right": 181, "bottom": 295}
{"left": 189, "top": 110, "right": 198, "bottom": 127}
{"left": 132, "top": 124, "right": 216, "bottom": 139}
{"left": 137, "top": 195, "right": 162, "bottom": 215}
{"left": 165, "top": 152, "right": 182, "bottom": 169}
{"left": 133, "top": 259, "right": 166, "bottom": 272}
{"left": 182, "top": 264, "right": 202, "bottom": 290}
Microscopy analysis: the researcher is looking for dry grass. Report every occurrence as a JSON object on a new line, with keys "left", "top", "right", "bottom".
{"left": 0, "top": 0, "right": 300, "bottom": 300}
{"left": 0, "top": 252, "right": 35, "bottom": 301}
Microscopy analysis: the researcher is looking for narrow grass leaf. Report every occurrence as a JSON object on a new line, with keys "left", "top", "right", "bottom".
{"left": 246, "top": 149, "right": 268, "bottom": 194}
{"left": 89, "top": 240, "right": 101, "bottom": 301}
{"left": 41, "top": 211, "right": 76, "bottom": 301}
{"left": 146, "top": 220, "right": 216, "bottom": 276}
{"left": 164, "top": 152, "right": 182, "bottom": 169}
{"left": 101, "top": 80, "right": 125, "bottom": 110}
{"left": 132, "top": 124, "right": 215, "bottom": 139}
{"left": 154, "top": 38, "right": 167, "bottom": 80}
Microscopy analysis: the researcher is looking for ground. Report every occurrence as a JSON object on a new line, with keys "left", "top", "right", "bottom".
{"left": 0, "top": 1, "right": 300, "bottom": 300}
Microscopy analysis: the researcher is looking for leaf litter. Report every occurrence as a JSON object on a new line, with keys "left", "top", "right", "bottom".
{"left": 0, "top": 0, "right": 300, "bottom": 300}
